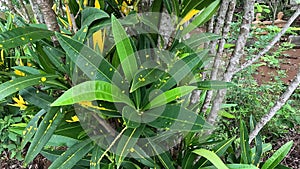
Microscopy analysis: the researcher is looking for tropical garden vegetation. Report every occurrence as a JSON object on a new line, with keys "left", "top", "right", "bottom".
{"left": 0, "top": 0, "right": 299, "bottom": 168}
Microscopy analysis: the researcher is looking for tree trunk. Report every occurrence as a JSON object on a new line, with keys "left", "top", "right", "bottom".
{"left": 206, "top": 0, "right": 255, "bottom": 128}
{"left": 36, "top": 0, "right": 59, "bottom": 32}
{"left": 201, "top": 0, "right": 236, "bottom": 114}
{"left": 29, "top": 0, "right": 44, "bottom": 23}
{"left": 36, "top": 0, "right": 60, "bottom": 46}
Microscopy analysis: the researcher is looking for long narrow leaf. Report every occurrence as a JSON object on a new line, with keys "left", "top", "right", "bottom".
{"left": 48, "top": 139, "right": 94, "bottom": 169}
{"left": 193, "top": 149, "right": 228, "bottom": 169}
{"left": 143, "top": 104, "right": 211, "bottom": 131}
{"left": 111, "top": 15, "right": 138, "bottom": 82}
{"left": 240, "top": 120, "right": 251, "bottom": 164}
{"left": 24, "top": 108, "right": 65, "bottom": 166}
{"left": 0, "top": 27, "right": 53, "bottom": 49}
{"left": 55, "top": 33, "right": 126, "bottom": 90}
{"left": 144, "top": 86, "right": 196, "bottom": 110}
{"left": 0, "top": 74, "right": 58, "bottom": 100}
{"left": 51, "top": 81, "right": 133, "bottom": 107}
{"left": 181, "top": 0, "right": 220, "bottom": 36}
{"left": 261, "top": 141, "right": 293, "bottom": 169}
{"left": 115, "top": 127, "right": 144, "bottom": 167}
{"left": 158, "top": 50, "right": 208, "bottom": 91}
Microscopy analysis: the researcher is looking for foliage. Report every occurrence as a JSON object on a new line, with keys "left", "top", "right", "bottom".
{"left": 0, "top": 0, "right": 296, "bottom": 168}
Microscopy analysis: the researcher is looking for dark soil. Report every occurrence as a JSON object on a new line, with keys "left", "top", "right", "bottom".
{"left": 0, "top": 153, "right": 51, "bottom": 169}
{"left": 254, "top": 48, "right": 300, "bottom": 85}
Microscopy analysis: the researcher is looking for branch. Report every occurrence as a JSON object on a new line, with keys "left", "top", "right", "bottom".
{"left": 249, "top": 68, "right": 300, "bottom": 143}
{"left": 234, "top": 6, "right": 300, "bottom": 74}
{"left": 201, "top": 0, "right": 236, "bottom": 113}
{"left": 206, "top": 0, "right": 255, "bottom": 127}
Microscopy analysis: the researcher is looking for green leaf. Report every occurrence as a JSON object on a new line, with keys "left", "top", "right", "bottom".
{"left": 47, "top": 134, "right": 79, "bottom": 147}
{"left": 174, "top": 33, "right": 221, "bottom": 51}
{"left": 55, "top": 33, "right": 126, "bottom": 89}
{"left": 181, "top": 0, "right": 220, "bottom": 36}
{"left": 115, "top": 127, "right": 144, "bottom": 167}
{"left": 159, "top": 50, "right": 208, "bottom": 91}
{"left": 197, "top": 137, "right": 236, "bottom": 168}
{"left": 122, "top": 106, "right": 141, "bottom": 128}
{"left": 90, "top": 145, "right": 104, "bottom": 169}
{"left": 48, "top": 139, "right": 94, "bottom": 169}
{"left": 73, "top": 25, "right": 88, "bottom": 43}
{"left": 240, "top": 120, "right": 251, "bottom": 164}
{"left": 51, "top": 81, "right": 133, "bottom": 107}
{"left": 21, "top": 109, "right": 46, "bottom": 149}
{"left": 200, "top": 164, "right": 259, "bottom": 169}
{"left": 41, "top": 149, "right": 90, "bottom": 166}
{"left": 20, "top": 87, "right": 54, "bottom": 111}
{"left": 143, "top": 104, "right": 210, "bottom": 131}
{"left": 249, "top": 116, "right": 262, "bottom": 166}
{"left": 197, "top": 80, "right": 235, "bottom": 90}
{"left": 0, "top": 27, "right": 53, "bottom": 49}
{"left": 111, "top": 15, "right": 138, "bottom": 82}
{"left": 193, "top": 149, "right": 228, "bottom": 169}
{"left": 219, "top": 111, "right": 236, "bottom": 119}
{"left": 12, "top": 66, "right": 42, "bottom": 75}
{"left": 43, "top": 46, "right": 67, "bottom": 74}
{"left": 181, "top": 0, "right": 204, "bottom": 17}
{"left": 145, "top": 86, "right": 196, "bottom": 109}
{"left": 163, "top": 0, "right": 173, "bottom": 14}
{"left": 0, "top": 74, "right": 58, "bottom": 101}
{"left": 144, "top": 138, "right": 175, "bottom": 169}
{"left": 130, "top": 68, "right": 165, "bottom": 93}
{"left": 121, "top": 161, "right": 141, "bottom": 169}
{"left": 261, "top": 141, "right": 293, "bottom": 169}
{"left": 82, "top": 7, "right": 110, "bottom": 26}
{"left": 24, "top": 108, "right": 65, "bottom": 166}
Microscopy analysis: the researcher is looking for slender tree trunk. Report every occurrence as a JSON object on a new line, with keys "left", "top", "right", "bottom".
{"left": 206, "top": 0, "right": 255, "bottom": 128}
{"left": 36, "top": 0, "right": 59, "bottom": 32}
{"left": 249, "top": 68, "right": 300, "bottom": 143}
{"left": 201, "top": 0, "right": 236, "bottom": 114}
{"left": 36, "top": 0, "right": 60, "bottom": 46}
{"left": 29, "top": 0, "right": 44, "bottom": 23}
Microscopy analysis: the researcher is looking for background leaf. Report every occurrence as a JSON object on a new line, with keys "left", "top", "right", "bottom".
{"left": 0, "top": 27, "right": 53, "bottom": 49}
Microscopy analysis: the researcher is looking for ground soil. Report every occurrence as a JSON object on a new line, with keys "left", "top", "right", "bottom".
{"left": 253, "top": 47, "right": 300, "bottom": 169}
{"left": 253, "top": 48, "right": 300, "bottom": 85}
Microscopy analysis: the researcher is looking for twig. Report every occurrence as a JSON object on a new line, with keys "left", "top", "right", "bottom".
{"left": 234, "top": 6, "right": 300, "bottom": 74}
{"left": 249, "top": 68, "right": 300, "bottom": 143}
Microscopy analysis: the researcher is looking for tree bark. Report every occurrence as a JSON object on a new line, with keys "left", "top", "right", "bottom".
{"left": 249, "top": 68, "right": 300, "bottom": 143}
{"left": 201, "top": 0, "right": 236, "bottom": 114}
{"left": 36, "top": 0, "right": 59, "bottom": 32}
{"left": 206, "top": 0, "right": 255, "bottom": 128}
{"left": 29, "top": 0, "right": 44, "bottom": 23}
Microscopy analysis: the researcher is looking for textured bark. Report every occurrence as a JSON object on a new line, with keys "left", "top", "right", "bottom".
{"left": 29, "top": 0, "right": 44, "bottom": 23}
{"left": 36, "top": 0, "right": 59, "bottom": 32}
{"left": 249, "top": 68, "right": 300, "bottom": 143}
{"left": 37, "top": 0, "right": 60, "bottom": 46}
{"left": 201, "top": 0, "right": 236, "bottom": 114}
{"left": 234, "top": 6, "right": 300, "bottom": 74}
{"left": 206, "top": 0, "right": 255, "bottom": 128}
{"left": 209, "top": 0, "right": 230, "bottom": 55}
